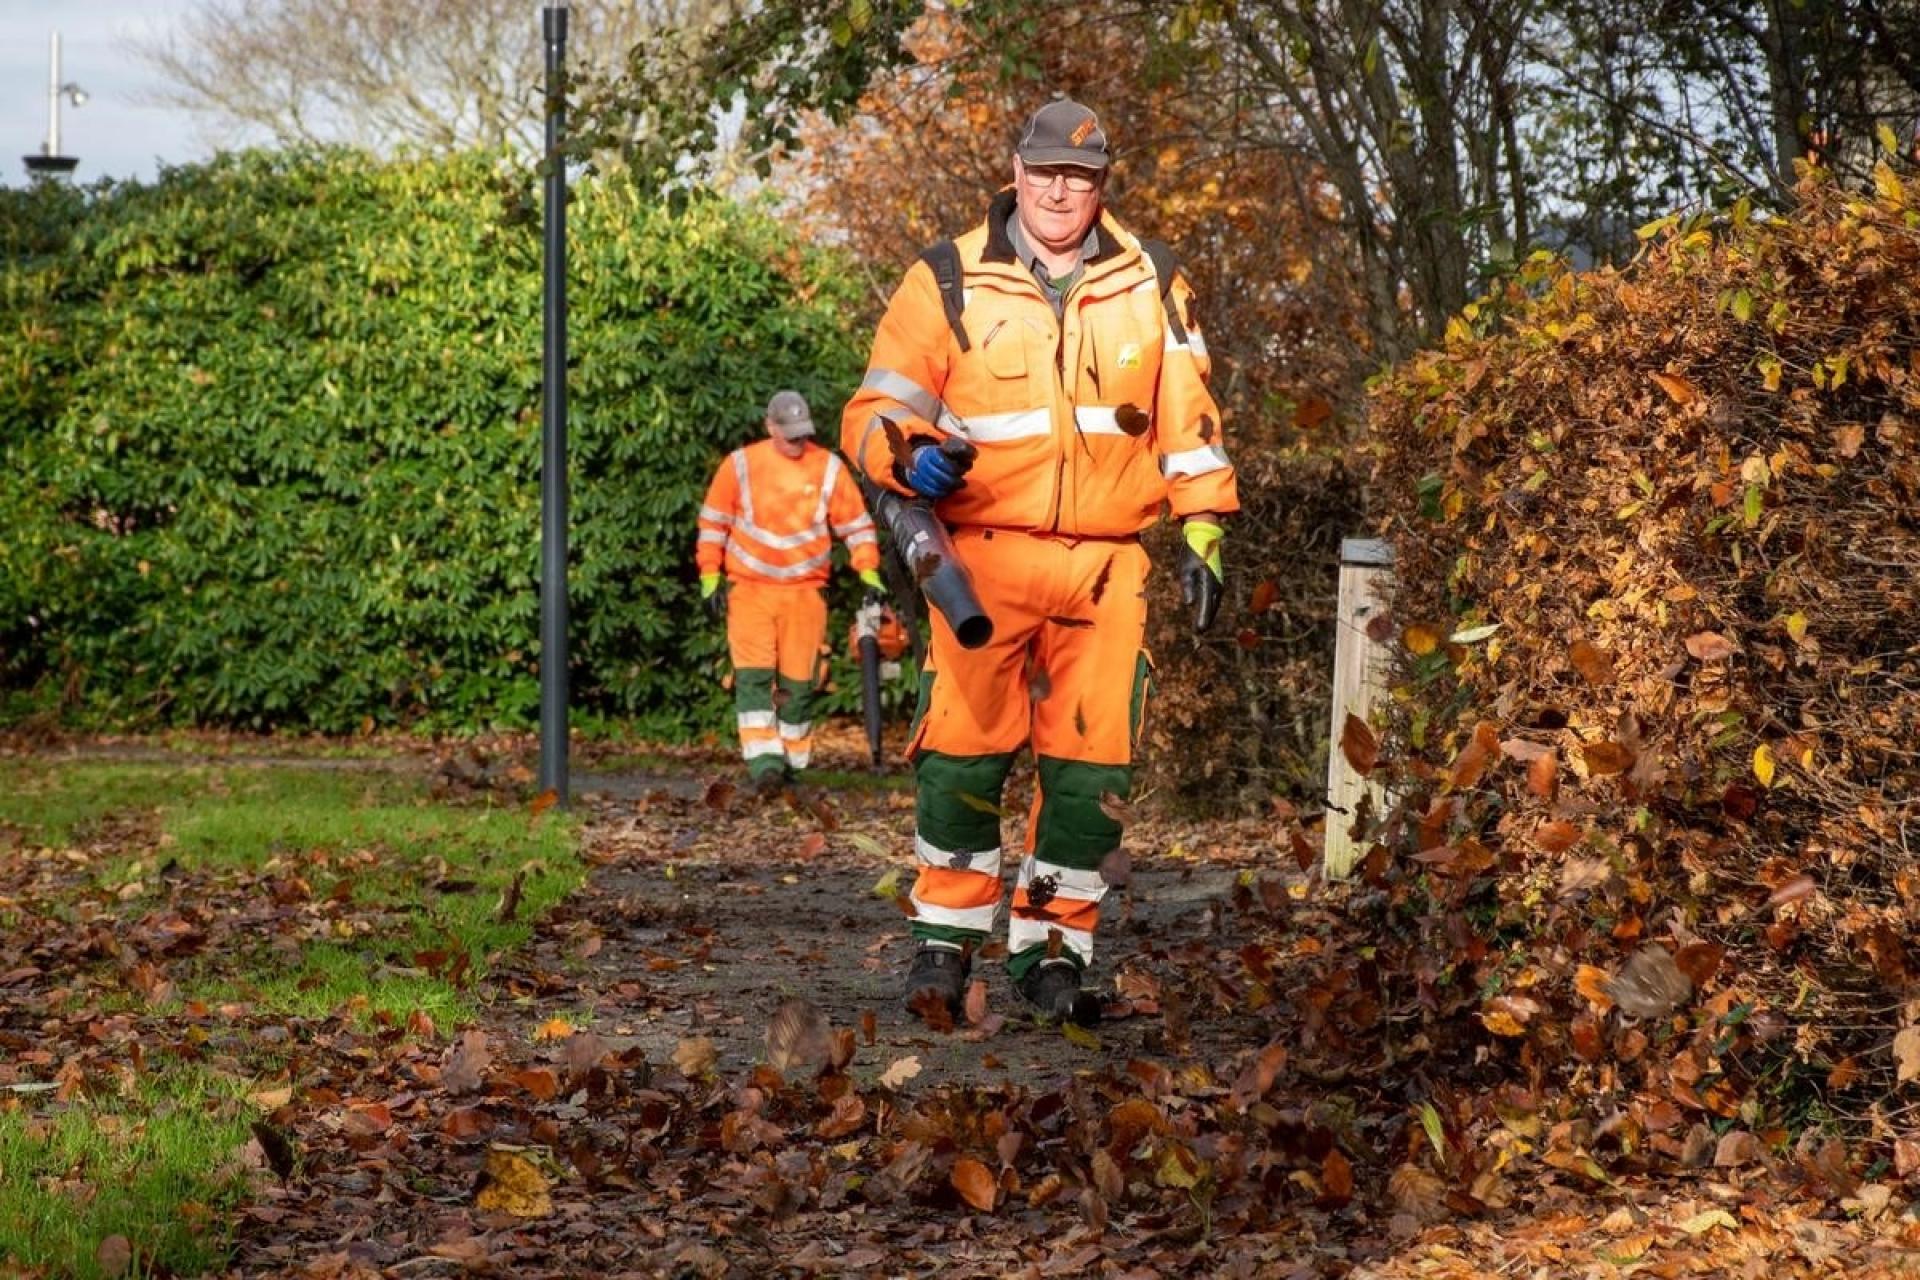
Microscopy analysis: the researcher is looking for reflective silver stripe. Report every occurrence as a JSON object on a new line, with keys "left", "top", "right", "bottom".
{"left": 860, "top": 368, "right": 942, "bottom": 423}
{"left": 742, "top": 738, "right": 786, "bottom": 760}
{"left": 1008, "top": 916, "right": 1093, "bottom": 962}
{"left": 832, "top": 514, "right": 875, "bottom": 536}
{"left": 1164, "top": 327, "right": 1210, "bottom": 359}
{"left": 734, "top": 518, "right": 827, "bottom": 551}
{"left": 778, "top": 721, "right": 812, "bottom": 741}
{"left": 699, "top": 504, "right": 734, "bottom": 525}
{"left": 732, "top": 451, "right": 755, "bottom": 525}
{"left": 725, "top": 545, "right": 830, "bottom": 580}
{"left": 1073, "top": 406, "right": 1128, "bottom": 436}
{"left": 698, "top": 529, "right": 728, "bottom": 545}
{"left": 817, "top": 454, "right": 843, "bottom": 526}
{"left": 1016, "top": 856, "right": 1109, "bottom": 901}
{"left": 915, "top": 833, "right": 1003, "bottom": 877}
{"left": 1161, "top": 445, "right": 1231, "bottom": 478}
{"left": 737, "top": 710, "right": 776, "bottom": 729}
{"left": 940, "top": 406, "right": 1051, "bottom": 443}
{"left": 856, "top": 416, "right": 892, "bottom": 479}
{"left": 731, "top": 448, "right": 829, "bottom": 549}
{"left": 911, "top": 896, "right": 997, "bottom": 932}
{"left": 843, "top": 529, "right": 878, "bottom": 548}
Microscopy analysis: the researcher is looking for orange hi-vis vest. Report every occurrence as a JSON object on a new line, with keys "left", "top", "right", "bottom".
{"left": 840, "top": 190, "right": 1238, "bottom": 537}
{"left": 696, "top": 438, "right": 880, "bottom": 587}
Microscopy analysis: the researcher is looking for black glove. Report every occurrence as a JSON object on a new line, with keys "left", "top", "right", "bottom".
{"left": 702, "top": 579, "right": 727, "bottom": 620}
{"left": 1178, "top": 520, "right": 1224, "bottom": 634}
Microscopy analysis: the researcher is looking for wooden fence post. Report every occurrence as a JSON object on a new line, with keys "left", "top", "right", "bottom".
{"left": 1323, "top": 538, "right": 1395, "bottom": 879}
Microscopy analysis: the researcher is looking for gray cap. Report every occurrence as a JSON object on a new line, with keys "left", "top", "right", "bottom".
{"left": 1015, "top": 97, "right": 1110, "bottom": 170}
{"left": 765, "top": 389, "right": 814, "bottom": 438}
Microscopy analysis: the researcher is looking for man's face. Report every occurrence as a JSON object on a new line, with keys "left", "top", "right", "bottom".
{"left": 765, "top": 419, "right": 807, "bottom": 457}
{"left": 1012, "top": 157, "right": 1104, "bottom": 255}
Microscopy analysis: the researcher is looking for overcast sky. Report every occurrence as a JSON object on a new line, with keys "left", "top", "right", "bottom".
{"left": 1, "top": 0, "right": 240, "bottom": 187}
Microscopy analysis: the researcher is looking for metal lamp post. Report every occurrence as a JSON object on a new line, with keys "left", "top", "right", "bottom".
{"left": 538, "top": 0, "right": 571, "bottom": 805}
{"left": 23, "top": 30, "right": 87, "bottom": 181}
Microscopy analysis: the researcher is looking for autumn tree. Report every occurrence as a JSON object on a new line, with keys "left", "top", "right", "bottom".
{"left": 784, "top": 6, "right": 1367, "bottom": 432}
{"left": 135, "top": 0, "right": 725, "bottom": 155}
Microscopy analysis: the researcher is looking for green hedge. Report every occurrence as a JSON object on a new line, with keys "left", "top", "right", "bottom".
{"left": 0, "top": 150, "right": 867, "bottom": 732}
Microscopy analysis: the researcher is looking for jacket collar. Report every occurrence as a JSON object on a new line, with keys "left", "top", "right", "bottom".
{"left": 984, "top": 187, "right": 1132, "bottom": 271}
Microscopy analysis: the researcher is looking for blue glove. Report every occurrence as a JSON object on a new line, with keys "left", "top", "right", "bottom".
{"left": 903, "top": 443, "right": 967, "bottom": 500}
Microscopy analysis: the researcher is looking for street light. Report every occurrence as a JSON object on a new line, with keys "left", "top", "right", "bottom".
{"left": 23, "top": 30, "right": 86, "bottom": 181}
{"left": 539, "top": 0, "right": 571, "bottom": 805}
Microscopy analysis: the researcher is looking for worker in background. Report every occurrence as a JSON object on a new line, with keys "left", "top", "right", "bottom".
{"left": 841, "top": 97, "right": 1238, "bottom": 1024}
{"left": 697, "top": 390, "right": 885, "bottom": 790}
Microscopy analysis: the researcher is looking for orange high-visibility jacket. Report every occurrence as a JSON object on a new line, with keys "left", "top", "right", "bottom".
{"left": 696, "top": 438, "right": 880, "bottom": 586}
{"left": 840, "top": 190, "right": 1238, "bottom": 537}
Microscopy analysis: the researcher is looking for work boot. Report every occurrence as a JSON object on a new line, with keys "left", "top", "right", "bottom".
{"left": 903, "top": 943, "right": 969, "bottom": 1018}
{"left": 1016, "top": 959, "right": 1102, "bottom": 1027}
{"left": 750, "top": 766, "right": 791, "bottom": 796}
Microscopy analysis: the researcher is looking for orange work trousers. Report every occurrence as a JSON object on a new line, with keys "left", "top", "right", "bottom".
{"left": 904, "top": 528, "right": 1151, "bottom": 979}
{"left": 727, "top": 579, "right": 828, "bottom": 778}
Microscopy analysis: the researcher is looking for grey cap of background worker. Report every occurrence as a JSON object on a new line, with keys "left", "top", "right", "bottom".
{"left": 1015, "top": 96, "right": 1110, "bottom": 170}
{"left": 765, "top": 389, "right": 815, "bottom": 438}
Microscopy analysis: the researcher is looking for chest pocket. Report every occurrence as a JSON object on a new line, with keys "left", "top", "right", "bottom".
{"left": 982, "top": 319, "right": 1027, "bottom": 380}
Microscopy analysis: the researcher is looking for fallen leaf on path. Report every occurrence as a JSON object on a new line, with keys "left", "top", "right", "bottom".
{"left": 672, "top": 1036, "right": 718, "bottom": 1079}
{"left": 878, "top": 1055, "right": 922, "bottom": 1088}
{"left": 249, "top": 1120, "right": 297, "bottom": 1182}
{"left": 1676, "top": 1208, "right": 1738, "bottom": 1235}
{"left": 1606, "top": 946, "right": 1692, "bottom": 1019}
{"left": 951, "top": 1156, "right": 997, "bottom": 1211}
{"left": 765, "top": 998, "right": 832, "bottom": 1075}
{"left": 474, "top": 1146, "right": 553, "bottom": 1218}
{"left": 442, "top": 1030, "right": 492, "bottom": 1096}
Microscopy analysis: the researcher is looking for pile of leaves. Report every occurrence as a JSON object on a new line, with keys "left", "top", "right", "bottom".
{"left": 1140, "top": 443, "right": 1365, "bottom": 807}
{"left": 1366, "top": 159, "right": 1920, "bottom": 1177}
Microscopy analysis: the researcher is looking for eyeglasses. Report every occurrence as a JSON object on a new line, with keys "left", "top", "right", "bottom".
{"left": 1021, "top": 166, "right": 1101, "bottom": 194}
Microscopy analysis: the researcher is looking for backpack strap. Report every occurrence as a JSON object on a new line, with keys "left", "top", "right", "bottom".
{"left": 1138, "top": 238, "right": 1188, "bottom": 344}
{"left": 917, "top": 239, "right": 971, "bottom": 352}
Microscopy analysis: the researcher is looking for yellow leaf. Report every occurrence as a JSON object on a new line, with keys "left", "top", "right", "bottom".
{"left": 1061, "top": 1022, "right": 1101, "bottom": 1050}
{"left": 1875, "top": 161, "right": 1906, "bottom": 207}
{"left": 1785, "top": 612, "right": 1809, "bottom": 645}
{"left": 474, "top": 1147, "right": 553, "bottom": 1218}
{"left": 871, "top": 867, "right": 904, "bottom": 899}
{"left": 532, "top": 1016, "right": 573, "bottom": 1042}
{"left": 1402, "top": 625, "right": 1440, "bottom": 656}
{"left": 1677, "top": 1208, "right": 1738, "bottom": 1235}
{"left": 1155, "top": 1143, "right": 1205, "bottom": 1188}
{"left": 1481, "top": 1010, "right": 1526, "bottom": 1037}
{"left": 1753, "top": 743, "right": 1777, "bottom": 788}
{"left": 1877, "top": 123, "right": 1900, "bottom": 154}
{"left": 1759, "top": 356, "right": 1782, "bottom": 392}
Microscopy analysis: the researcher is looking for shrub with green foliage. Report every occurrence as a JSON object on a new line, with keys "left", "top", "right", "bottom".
{"left": 0, "top": 150, "right": 865, "bottom": 732}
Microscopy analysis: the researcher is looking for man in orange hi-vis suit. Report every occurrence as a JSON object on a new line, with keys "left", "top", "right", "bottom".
{"left": 841, "top": 98, "right": 1238, "bottom": 1025}
{"left": 697, "top": 390, "right": 884, "bottom": 789}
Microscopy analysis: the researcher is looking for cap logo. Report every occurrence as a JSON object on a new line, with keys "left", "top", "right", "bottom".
{"left": 1069, "top": 117, "right": 1097, "bottom": 146}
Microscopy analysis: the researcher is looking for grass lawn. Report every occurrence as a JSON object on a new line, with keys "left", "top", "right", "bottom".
{"left": 0, "top": 758, "right": 581, "bottom": 1278}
